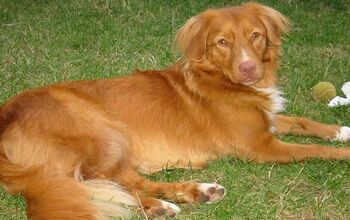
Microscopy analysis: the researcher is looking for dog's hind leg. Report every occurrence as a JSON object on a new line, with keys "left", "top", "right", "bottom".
{"left": 109, "top": 167, "right": 226, "bottom": 218}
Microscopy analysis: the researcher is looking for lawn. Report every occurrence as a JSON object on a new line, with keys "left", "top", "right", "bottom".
{"left": 1, "top": 0, "right": 350, "bottom": 219}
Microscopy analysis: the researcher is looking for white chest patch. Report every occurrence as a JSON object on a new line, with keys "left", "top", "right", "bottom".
{"left": 254, "top": 87, "right": 286, "bottom": 132}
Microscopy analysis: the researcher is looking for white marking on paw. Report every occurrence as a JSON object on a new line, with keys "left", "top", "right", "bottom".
{"left": 334, "top": 126, "right": 350, "bottom": 142}
{"left": 198, "top": 183, "right": 226, "bottom": 204}
{"left": 160, "top": 200, "right": 181, "bottom": 215}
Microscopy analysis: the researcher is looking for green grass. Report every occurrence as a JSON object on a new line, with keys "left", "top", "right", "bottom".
{"left": 1, "top": 0, "right": 350, "bottom": 219}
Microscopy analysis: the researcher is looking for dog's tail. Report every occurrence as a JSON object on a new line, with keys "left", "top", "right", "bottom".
{"left": 0, "top": 149, "right": 136, "bottom": 219}
{"left": 24, "top": 176, "right": 104, "bottom": 220}
{"left": 0, "top": 103, "right": 136, "bottom": 219}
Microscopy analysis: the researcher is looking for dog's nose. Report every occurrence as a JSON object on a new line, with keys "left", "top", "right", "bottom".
{"left": 239, "top": 61, "right": 256, "bottom": 75}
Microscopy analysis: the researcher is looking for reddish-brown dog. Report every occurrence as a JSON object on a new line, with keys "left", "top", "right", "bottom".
{"left": 1, "top": 3, "right": 349, "bottom": 219}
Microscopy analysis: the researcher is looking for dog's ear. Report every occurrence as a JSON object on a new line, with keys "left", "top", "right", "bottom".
{"left": 245, "top": 3, "right": 291, "bottom": 47}
{"left": 176, "top": 16, "right": 208, "bottom": 61}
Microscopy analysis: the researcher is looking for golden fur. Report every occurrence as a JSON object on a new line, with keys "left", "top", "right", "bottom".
{"left": 1, "top": 3, "right": 349, "bottom": 219}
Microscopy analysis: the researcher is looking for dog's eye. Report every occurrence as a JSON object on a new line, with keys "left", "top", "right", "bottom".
{"left": 218, "top": 38, "right": 228, "bottom": 46}
{"left": 251, "top": 32, "right": 260, "bottom": 40}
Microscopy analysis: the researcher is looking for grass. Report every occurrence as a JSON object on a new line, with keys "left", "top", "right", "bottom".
{"left": 1, "top": 0, "right": 350, "bottom": 219}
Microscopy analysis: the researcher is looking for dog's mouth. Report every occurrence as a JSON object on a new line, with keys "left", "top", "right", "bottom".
{"left": 223, "top": 69, "right": 260, "bottom": 86}
{"left": 239, "top": 76, "right": 259, "bottom": 86}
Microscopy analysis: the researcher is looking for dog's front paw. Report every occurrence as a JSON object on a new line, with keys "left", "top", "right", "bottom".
{"left": 334, "top": 126, "right": 350, "bottom": 142}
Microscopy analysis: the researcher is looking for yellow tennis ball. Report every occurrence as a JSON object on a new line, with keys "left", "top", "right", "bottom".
{"left": 312, "top": 82, "right": 337, "bottom": 102}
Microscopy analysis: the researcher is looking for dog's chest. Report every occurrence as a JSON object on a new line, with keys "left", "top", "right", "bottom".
{"left": 254, "top": 87, "right": 286, "bottom": 132}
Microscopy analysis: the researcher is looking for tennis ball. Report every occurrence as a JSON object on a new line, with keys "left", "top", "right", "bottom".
{"left": 312, "top": 82, "right": 337, "bottom": 102}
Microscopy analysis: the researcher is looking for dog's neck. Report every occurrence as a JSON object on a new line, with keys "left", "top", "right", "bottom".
{"left": 176, "top": 59, "right": 248, "bottom": 97}
{"left": 256, "top": 46, "right": 283, "bottom": 89}
{"left": 255, "top": 60, "right": 280, "bottom": 89}
{"left": 173, "top": 58, "right": 285, "bottom": 128}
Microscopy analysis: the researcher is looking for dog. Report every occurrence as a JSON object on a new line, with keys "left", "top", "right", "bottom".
{"left": 1, "top": 2, "right": 349, "bottom": 219}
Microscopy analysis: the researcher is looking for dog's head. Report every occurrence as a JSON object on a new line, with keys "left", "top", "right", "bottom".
{"left": 176, "top": 3, "right": 290, "bottom": 86}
